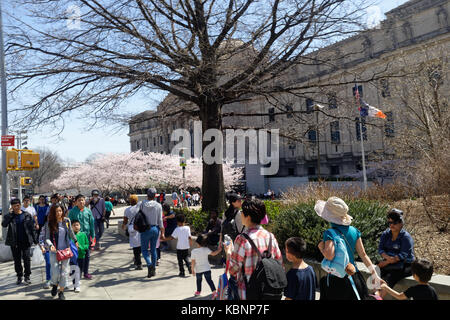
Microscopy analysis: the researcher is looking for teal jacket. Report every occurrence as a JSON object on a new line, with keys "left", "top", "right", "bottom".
{"left": 75, "top": 231, "right": 89, "bottom": 259}
{"left": 68, "top": 206, "right": 95, "bottom": 241}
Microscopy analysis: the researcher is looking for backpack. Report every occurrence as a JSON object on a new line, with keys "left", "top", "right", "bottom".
{"left": 241, "top": 233, "right": 287, "bottom": 300}
{"left": 133, "top": 202, "right": 150, "bottom": 233}
{"left": 320, "top": 228, "right": 361, "bottom": 300}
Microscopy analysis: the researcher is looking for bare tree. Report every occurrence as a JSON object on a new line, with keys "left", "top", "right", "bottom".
{"left": 6, "top": 0, "right": 375, "bottom": 211}
{"left": 383, "top": 48, "right": 450, "bottom": 232}
{"left": 27, "top": 148, "right": 65, "bottom": 194}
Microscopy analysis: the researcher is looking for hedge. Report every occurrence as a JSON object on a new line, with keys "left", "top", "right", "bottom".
{"left": 272, "top": 199, "right": 389, "bottom": 262}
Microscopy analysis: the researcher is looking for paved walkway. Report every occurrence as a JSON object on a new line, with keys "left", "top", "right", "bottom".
{"left": 0, "top": 220, "right": 223, "bottom": 300}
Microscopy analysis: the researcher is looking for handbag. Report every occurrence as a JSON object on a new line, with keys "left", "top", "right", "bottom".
{"left": 53, "top": 232, "right": 74, "bottom": 262}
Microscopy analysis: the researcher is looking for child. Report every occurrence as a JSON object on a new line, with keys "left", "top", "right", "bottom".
{"left": 191, "top": 235, "right": 222, "bottom": 298}
{"left": 284, "top": 237, "right": 317, "bottom": 300}
{"left": 381, "top": 258, "right": 438, "bottom": 300}
{"left": 70, "top": 220, "right": 89, "bottom": 292}
{"left": 163, "top": 214, "right": 192, "bottom": 277}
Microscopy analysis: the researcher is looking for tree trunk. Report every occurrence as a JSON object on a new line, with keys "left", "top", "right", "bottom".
{"left": 199, "top": 100, "right": 226, "bottom": 213}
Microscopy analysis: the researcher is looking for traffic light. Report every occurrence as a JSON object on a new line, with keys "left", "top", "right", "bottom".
{"left": 6, "top": 149, "right": 19, "bottom": 171}
{"left": 21, "top": 177, "right": 32, "bottom": 186}
{"left": 21, "top": 151, "right": 40, "bottom": 170}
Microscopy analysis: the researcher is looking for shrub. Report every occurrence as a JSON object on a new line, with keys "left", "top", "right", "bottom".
{"left": 272, "top": 199, "right": 388, "bottom": 263}
{"left": 263, "top": 200, "right": 283, "bottom": 232}
{"left": 173, "top": 207, "right": 210, "bottom": 235}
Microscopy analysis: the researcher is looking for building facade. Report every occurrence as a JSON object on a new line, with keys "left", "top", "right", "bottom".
{"left": 129, "top": 0, "right": 450, "bottom": 194}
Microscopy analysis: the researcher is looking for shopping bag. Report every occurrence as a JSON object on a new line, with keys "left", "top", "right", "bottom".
{"left": 217, "top": 261, "right": 229, "bottom": 300}
{"left": 70, "top": 240, "right": 78, "bottom": 265}
{"left": 31, "top": 245, "right": 45, "bottom": 266}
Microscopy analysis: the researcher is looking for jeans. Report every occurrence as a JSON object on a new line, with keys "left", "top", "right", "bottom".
{"left": 94, "top": 218, "right": 104, "bottom": 243}
{"left": 133, "top": 247, "right": 142, "bottom": 266}
{"left": 196, "top": 271, "right": 216, "bottom": 292}
{"left": 176, "top": 249, "right": 191, "bottom": 274}
{"left": 49, "top": 252, "right": 70, "bottom": 288}
{"left": 11, "top": 246, "right": 31, "bottom": 278}
{"left": 140, "top": 226, "right": 159, "bottom": 268}
{"left": 44, "top": 251, "right": 51, "bottom": 281}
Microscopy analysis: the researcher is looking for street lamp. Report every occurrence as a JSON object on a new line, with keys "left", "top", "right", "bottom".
{"left": 313, "top": 104, "right": 325, "bottom": 181}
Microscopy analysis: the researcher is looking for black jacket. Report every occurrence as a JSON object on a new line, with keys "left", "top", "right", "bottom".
{"left": 1, "top": 211, "right": 37, "bottom": 248}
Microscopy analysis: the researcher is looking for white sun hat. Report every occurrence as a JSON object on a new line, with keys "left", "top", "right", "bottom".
{"left": 314, "top": 197, "right": 353, "bottom": 226}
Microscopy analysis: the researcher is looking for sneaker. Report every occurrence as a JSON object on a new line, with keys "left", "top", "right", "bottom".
{"left": 23, "top": 277, "right": 31, "bottom": 285}
{"left": 194, "top": 291, "right": 201, "bottom": 296}
{"left": 211, "top": 291, "right": 218, "bottom": 300}
{"left": 16, "top": 277, "right": 22, "bottom": 285}
{"left": 84, "top": 274, "right": 93, "bottom": 280}
{"left": 58, "top": 291, "right": 65, "bottom": 300}
{"left": 51, "top": 285, "right": 58, "bottom": 297}
{"left": 74, "top": 287, "right": 81, "bottom": 293}
{"left": 178, "top": 272, "right": 185, "bottom": 277}
{"left": 135, "top": 265, "right": 143, "bottom": 270}
{"left": 44, "top": 280, "right": 51, "bottom": 289}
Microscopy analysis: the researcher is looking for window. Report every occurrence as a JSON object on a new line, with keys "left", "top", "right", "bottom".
{"left": 330, "top": 165, "right": 340, "bottom": 175}
{"left": 380, "top": 79, "right": 390, "bottom": 98}
{"left": 146, "top": 138, "right": 149, "bottom": 148}
{"left": 160, "top": 136, "right": 163, "bottom": 145}
{"left": 308, "top": 129, "right": 317, "bottom": 142}
{"left": 328, "top": 92, "right": 338, "bottom": 109}
{"left": 352, "top": 85, "right": 363, "bottom": 97}
{"left": 167, "top": 134, "right": 170, "bottom": 146}
{"left": 330, "top": 121, "right": 340, "bottom": 144}
{"left": 308, "top": 166, "right": 316, "bottom": 176}
{"left": 136, "top": 140, "right": 140, "bottom": 150}
{"left": 288, "top": 168, "right": 295, "bottom": 176}
{"left": 306, "top": 98, "right": 314, "bottom": 114}
{"left": 385, "top": 111, "right": 395, "bottom": 137}
{"left": 285, "top": 105, "right": 293, "bottom": 118}
{"left": 355, "top": 117, "right": 367, "bottom": 141}
{"left": 153, "top": 137, "right": 156, "bottom": 147}
{"left": 268, "top": 108, "right": 275, "bottom": 122}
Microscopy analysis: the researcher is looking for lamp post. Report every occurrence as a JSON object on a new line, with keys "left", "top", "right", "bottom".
{"left": 313, "top": 104, "right": 325, "bottom": 181}
{"left": 1, "top": 0, "right": 9, "bottom": 240}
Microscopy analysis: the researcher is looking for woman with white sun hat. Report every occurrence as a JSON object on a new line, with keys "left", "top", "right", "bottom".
{"left": 315, "top": 197, "right": 382, "bottom": 300}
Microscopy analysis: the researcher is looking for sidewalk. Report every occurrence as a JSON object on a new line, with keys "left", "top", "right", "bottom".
{"left": 0, "top": 221, "right": 224, "bottom": 300}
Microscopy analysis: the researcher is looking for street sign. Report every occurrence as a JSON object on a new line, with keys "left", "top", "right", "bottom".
{"left": 1, "top": 135, "right": 14, "bottom": 146}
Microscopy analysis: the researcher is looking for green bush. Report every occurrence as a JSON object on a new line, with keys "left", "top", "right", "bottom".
{"left": 263, "top": 200, "right": 283, "bottom": 232}
{"left": 173, "top": 207, "right": 210, "bottom": 235}
{"left": 272, "top": 199, "right": 388, "bottom": 262}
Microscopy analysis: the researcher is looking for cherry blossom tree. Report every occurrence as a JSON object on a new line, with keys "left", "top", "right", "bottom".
{"left": 51, "top": 151, "right": 243, "bottom": 194}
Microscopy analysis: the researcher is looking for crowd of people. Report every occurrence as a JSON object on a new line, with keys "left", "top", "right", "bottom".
{"left": 1, "top": 188, "right": 439, "bottom": 301}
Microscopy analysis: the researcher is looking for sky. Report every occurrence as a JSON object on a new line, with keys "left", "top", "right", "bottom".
{"left": 5, "top": 0, "right": 410, "bottom": 164}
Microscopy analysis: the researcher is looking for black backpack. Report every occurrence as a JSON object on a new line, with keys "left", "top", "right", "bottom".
{"left": 133, "top": 202, "right": 150, "bottom": 233}
{"left": 222, "top": 217, "right": 239, "bottom": 241}
{"left": 242, "top": 233, "right": 287, "bottom": 300}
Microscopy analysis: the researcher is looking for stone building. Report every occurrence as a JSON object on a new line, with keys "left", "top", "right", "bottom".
{"left": 129, "top": 0, "right": 450, "bottom": 194}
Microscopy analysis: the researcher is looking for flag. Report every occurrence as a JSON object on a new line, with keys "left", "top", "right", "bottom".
{"left": 354, "top": 84, "right": 386, "bottom": 119}
{"left": 360, "top": 99, "right": 387, "bottom": 119}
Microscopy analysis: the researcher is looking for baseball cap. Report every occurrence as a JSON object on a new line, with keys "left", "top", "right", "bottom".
{"left": 91, "top": 190, "right": 100, "bottom": 196}
{"left": 147, "top": 188, "right": 157, "bottom": 197}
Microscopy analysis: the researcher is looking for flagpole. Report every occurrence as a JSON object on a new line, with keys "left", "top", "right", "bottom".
{"left": 359, "top": 119, "right": 368, "bottom": 191}
{"left": 354, "top": 83, "right": 368, "bottom": 192}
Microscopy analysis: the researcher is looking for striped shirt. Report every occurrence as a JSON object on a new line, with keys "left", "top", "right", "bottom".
{"left": 228, "top": 226, "right": 283, "bottom": 300}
